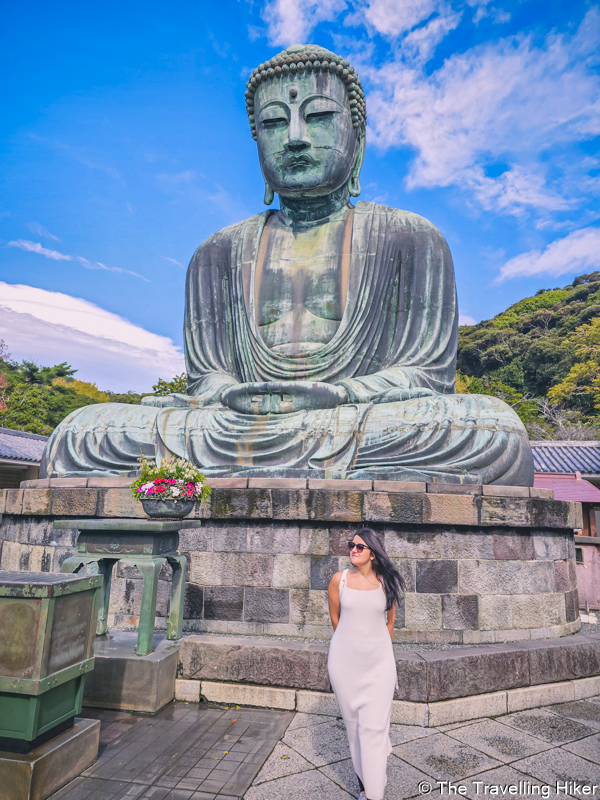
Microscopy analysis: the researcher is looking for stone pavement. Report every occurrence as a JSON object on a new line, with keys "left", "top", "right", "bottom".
{"left": 245, "top": 697, "right": 600, "bottom": 800}
{"left": 49, "top": 697, "right": 600, "bottom": 799}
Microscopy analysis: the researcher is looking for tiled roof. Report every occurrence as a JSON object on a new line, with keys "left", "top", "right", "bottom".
{"left": 0, "top": 427, "right": 48, "bottom": 464}
{"left": 531, "top": 441, "right": 600, "bottom": 475}
{"left": 534, "top": 473, "right": 600, "bottom": 503}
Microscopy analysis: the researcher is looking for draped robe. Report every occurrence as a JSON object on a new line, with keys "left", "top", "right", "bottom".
{"left": 41, "top": 202, "right": 534, "bottom": 485}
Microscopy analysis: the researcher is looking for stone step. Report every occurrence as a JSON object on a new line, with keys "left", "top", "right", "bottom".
{"left": 179, "top": 630, "right": 600, "bottom": 704}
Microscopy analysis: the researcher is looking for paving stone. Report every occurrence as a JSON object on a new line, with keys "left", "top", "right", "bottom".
{"left": 321, "top": 753, "right": 432, "bottom": 800}
{"left": 282, "top": 717, "right": 350, "bottom": 766}
{"left": 393, "top": 732, "right": 501, "bottom": 780}
{"left": 212, "top": 524, "right": 247, "bottom": 552}
{"left": 553, "top": 560, "right": 570, "bottom": 593}
{"left": 389, "top": 724, "right": 437, "bottom": 745}
{"left": 251, "top": 741, "right": 313, "bottom": 784}
{"left": 392, "top": 559, "right": 416, "bottom": 593}
{"left": 512, "top": 747, "right": 600, "bottom": 792}
{"left": 496, "top": 708, "right": 598, "bottom": 743}
{"left": 460, "top": 765, "right": 562, "bottom": 800}
{"left": 493, "top": 530, "right": 535, "bottom": 560}
{"left": 546, "top": 699, "right": 600, "bottom": 729}
{"left": 562, "top": 731, "right": 600, "bottom": 763}
{"left": 286, "top": 713, "right": 333, "bottom": 732}
{"left": 244, "top": 768, "right": 354, "bottom": 800}
{"left": 416, "top": 560, "right": 458, "bottom": 593}
{"left": 445, "top": 718, "right": 552, "bottom": 763}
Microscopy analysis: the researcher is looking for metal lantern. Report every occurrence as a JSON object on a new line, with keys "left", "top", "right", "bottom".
{"left": 0, "top": 571, "right": 103, "bottom": 753}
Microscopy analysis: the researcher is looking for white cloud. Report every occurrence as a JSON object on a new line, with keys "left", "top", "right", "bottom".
{"left": 497, "top": 227, "right": 600, "bottom": 283}
{"left": 358, "top": 0, "right": 448, "bottom": 39}
{"left": 261, "top": 0, "right": 347, "bottom": 46}
{"left": 0, "top": 283, "right": 185, "bottom": 393}
{"left": 364, "top": 10, "right": 600, "bottom": 215}
{"left": 76, "top": 256, "right": 149, "bottom": 282}
{"left": 7, "top": 239, "right": 72, "bottom": 261}
{"left": 5, "top": 239, "right": 148, "bottom": 281}
{"left": 28, "top": 222, "right": 60, "bottom": 241}
{"left": 459, "top": 313, "right": 476, "bottom": 326}
{"left": 163, "top": 256, "right": 184, "bottom": 268}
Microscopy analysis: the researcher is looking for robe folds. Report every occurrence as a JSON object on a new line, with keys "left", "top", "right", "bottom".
{"left": 41, "top": 202, "right": 534, "bottom": 485}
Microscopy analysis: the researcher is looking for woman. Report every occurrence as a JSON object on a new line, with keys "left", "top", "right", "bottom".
{"left": 328, "top": 528, "right": 403, "bottom": 800}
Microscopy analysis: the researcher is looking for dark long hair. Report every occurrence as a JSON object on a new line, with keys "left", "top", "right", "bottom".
{"left": 353, "top": 528, "right": 404, "bottom": 612}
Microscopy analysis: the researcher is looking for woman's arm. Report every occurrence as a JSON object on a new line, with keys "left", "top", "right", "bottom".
{"left": 386, "top": 602, "right": 397, "bottom": 640}
{"left": 328, "top": 572, "right": 343, "bottom": 631}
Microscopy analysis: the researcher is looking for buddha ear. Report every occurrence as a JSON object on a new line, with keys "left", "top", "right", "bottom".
{"left": 347, "top": 127, "right": 366, "bottom": 198}
{"left": 263, "top": 181, "right": 275, "bottom": 206}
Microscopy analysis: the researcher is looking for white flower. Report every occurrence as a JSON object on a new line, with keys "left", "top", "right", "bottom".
{"left": 140, "top": 482, "right": 155, "bottom": 492}
{"left": 171, "top": 487, "right": 182, "bottom": 497}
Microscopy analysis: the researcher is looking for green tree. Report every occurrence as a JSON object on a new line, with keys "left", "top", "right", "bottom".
{"left": 152, "top": 373, "right": 187, "bottom": 395}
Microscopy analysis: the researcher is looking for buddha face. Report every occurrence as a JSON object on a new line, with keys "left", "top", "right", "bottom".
{"left": 254, "top": 71, "right": 361, "bottom": 198}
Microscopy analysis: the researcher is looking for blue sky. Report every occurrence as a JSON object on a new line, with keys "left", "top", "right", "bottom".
{"left": 1, "top": 0, "right": 599, "bottom": 391}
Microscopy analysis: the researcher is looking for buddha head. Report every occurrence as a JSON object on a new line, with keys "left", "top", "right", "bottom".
{"left": 245, "top": 45, "right": 366, "bottom": 204}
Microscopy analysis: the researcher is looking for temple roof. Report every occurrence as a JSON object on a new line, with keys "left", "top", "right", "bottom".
{"left": 531, "top": 441, "right": 600, "bottom": 476}
{"left": 0, "top": 427, "right": 48, "bottom": 464}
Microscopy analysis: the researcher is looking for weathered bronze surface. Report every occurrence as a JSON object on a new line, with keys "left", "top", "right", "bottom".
{"left": 57, "top": 519, "right": 186, "bottom": 656}
{"left": 40, "top": 44, "right": 533, "bottom": 486}
{"left": 0, "top": 571, "right": 102, "bottom": 744}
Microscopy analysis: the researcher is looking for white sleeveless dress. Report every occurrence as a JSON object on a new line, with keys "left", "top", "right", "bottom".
{"left": 328, "top": 569, "right": 397, "bottom": 800}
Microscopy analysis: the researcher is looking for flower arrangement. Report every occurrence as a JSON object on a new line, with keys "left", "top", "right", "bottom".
{"left": 130, "top": 454, "right": 211, "bottom": 505}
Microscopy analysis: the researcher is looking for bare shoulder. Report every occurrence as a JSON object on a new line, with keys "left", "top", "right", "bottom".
{"left": 328, "top": 571, "right": 344, "bottom": 590}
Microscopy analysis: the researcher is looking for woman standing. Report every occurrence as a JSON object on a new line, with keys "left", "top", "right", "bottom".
{"left": 328, "top": 528, "right": 403, "bottom": 800}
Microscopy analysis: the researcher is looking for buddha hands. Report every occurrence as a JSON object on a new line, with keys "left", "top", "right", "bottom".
{"left": 221, "top": 381, "right": 348, "bottom": 415}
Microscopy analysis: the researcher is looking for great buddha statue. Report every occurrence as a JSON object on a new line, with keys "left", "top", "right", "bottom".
{"left": 41, "top": 45, "right": 534, "bottom": 485}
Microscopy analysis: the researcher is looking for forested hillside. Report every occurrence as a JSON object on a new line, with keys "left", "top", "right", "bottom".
{"left": 3, "top": 270, "right": 600, "bottom": 441}
{"left": 457, "top": 271, "right": 600, "bottom": 440}
{"left": 0, "top": 339, "right": 183, "bottom": 436}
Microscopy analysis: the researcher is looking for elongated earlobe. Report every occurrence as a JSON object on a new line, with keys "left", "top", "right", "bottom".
{"left": 264, "top": 182, "right": 274, "bottom": 206}
{"left": 348, "top": 174, "right": 361, "bottom": 198}
{"left": 347, "top": 128, "right": 366, "bottom": 199}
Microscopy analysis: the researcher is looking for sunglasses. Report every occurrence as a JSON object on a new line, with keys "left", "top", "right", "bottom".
{"left": 347, "top": 541, "right": 370, "bottom": 553}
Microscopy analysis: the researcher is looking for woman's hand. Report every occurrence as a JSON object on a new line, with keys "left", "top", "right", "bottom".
{"left": 221, "top": 381, "right": 348, "bottom": 415}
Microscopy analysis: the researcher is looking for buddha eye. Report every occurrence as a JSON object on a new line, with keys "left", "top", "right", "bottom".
{"left": 305, "top": 111, "right": 335, "bottom": 122}
{"left": 261, "top": 116, "right": 288, "bottom": 128}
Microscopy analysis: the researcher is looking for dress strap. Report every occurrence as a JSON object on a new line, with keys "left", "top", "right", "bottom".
{"left": 339, "top": 568, "right": 349, "bottom": 597}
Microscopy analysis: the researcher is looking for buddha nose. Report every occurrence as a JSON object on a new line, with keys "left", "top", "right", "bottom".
{"left": 284, "top": 109, "right": 310, "bottom": 151}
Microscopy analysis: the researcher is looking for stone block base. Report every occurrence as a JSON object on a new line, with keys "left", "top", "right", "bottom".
{"left": 0, "top": 482, "right": 583, "bottom": 643}
{"left": 83, "top": 632, "right": 179, "bottom": 712}
{"left": 0, "top": 717, "right": 100, "bottom": 800}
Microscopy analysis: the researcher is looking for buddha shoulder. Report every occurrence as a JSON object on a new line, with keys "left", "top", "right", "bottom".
{"left": 356, "top": 201, "right": 449, "bottom": 246}
{"left": 188, "top": 212, "right": 269, "bottom": 269}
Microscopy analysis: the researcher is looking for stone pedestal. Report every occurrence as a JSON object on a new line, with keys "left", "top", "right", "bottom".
{"left": 0, "top": 478, "right": 583, "bottom": 644}
{"left": 83, "top": 632, "right": 179, "bottom": 712}
{"left": 0, "top": 717, "right": 100, "bottom": 800}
